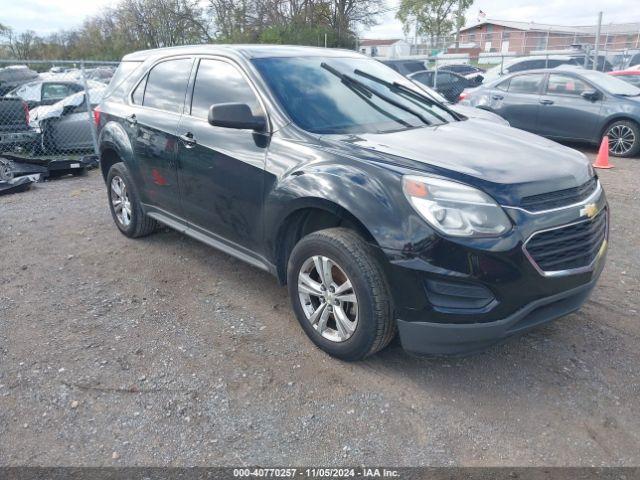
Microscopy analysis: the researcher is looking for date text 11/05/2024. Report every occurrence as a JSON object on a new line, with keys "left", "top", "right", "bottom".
{"left": 232, "top": 468, "right": 400, "bottom": 478}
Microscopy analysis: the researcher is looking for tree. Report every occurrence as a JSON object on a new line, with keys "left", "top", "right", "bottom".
{"left": 396, "top": 0, "right": 472, "bottom": 48}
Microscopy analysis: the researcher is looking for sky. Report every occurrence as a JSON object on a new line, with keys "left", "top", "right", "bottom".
{"left": 1, "top": 0, "right": 639, "bottom": 38}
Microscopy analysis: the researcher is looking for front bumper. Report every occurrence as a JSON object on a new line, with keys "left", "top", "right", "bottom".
{"left": 381, "top": 181, "right": 608, "bottom": 356}
{"left": 397, "top": 271, "right": 600, "bottom": 355}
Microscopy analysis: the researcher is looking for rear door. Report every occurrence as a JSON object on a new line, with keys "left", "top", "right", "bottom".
{"left": 176, "top": 57, "right": 269, "bottom": 252}
{"left": 489, "top": 72, "right": 545, "bottom": 132}
{"left": 127, "top": 57, "right": 194, "bottom": 218}
{"left": 536, "top": 73, "right": 603, "bottom": 141}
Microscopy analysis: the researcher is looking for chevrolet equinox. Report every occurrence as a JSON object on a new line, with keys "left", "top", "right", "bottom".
{"left": 96, "top": 46, "right": 608, "bottom": 360}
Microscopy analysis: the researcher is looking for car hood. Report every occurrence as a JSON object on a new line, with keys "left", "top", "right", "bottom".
{"left": 322, "top": 119, "right": 593, "bottom": 205}
{"left": 449, "top": 104, "right": 509, "bottom": 125}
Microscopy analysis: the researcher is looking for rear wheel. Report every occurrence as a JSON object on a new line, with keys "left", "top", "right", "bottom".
{"left": 605, "top": 120, "right": 640, "bottom": 158}
{"left": 106, "top": 162, "right": 157, "bottom": 238}
{"left": 287, "top": 228, "right": 396, "bottom": 361}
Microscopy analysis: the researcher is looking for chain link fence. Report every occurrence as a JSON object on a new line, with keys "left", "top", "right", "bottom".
{"left": 0, "top": 60, "right": 118, "bottom": 171}
{"left": 374, "top": 29, "right": 640, "bottom": 104}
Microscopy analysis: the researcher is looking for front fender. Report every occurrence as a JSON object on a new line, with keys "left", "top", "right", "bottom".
{"left": 263, "top": 157, "right": 434, "bottom": 259}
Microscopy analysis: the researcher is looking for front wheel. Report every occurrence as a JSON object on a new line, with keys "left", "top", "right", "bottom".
{"left": 287, "top": 228, "right": 396, "bottom": 361}
{"left": 606, "top": 120, "right": 640, "bottom": 158}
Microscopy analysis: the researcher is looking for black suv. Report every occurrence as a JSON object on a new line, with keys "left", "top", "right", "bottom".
{"left": 96, "top": 46, "right": 608, "bottom": 360}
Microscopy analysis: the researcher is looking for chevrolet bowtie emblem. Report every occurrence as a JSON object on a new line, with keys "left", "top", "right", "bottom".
{"left": 580, "top": 203, "right": 598, "bottom": 219}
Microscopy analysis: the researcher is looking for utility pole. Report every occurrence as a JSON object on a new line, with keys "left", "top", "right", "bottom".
{"left": 455, "top": 0, "right": 461, "bottom": 50}
{"left": 593, "top": 11, "right": 602, "bottom": 70}
{"left": 324, "top": 33, "right": 327, "bottom": 48}
{"left": 414, "top": 17, "right": 419, "bottom": 54}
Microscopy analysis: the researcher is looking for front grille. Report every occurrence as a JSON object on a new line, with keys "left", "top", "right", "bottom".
{"left": 520, "top": 177, "right": 598, "bottom": 212}
{"left": 525, "top": 208, "right": 607, "bottom": 273}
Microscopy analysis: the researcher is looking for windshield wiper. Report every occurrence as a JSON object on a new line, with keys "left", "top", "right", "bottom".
{"left": 353, "top": 69, "right": 459, "bottom": 122}
{"left": 321, "top": 62, "right": 432, "bottom": 126}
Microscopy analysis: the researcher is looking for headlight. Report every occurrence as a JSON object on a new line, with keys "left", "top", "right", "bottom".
{"left": 402, "top": 175, "right": 511, "bottom": 237}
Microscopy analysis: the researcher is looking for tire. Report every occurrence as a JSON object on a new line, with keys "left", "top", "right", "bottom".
{"left": 287, "top": 228, "right": 396, "bottom": 361}
{"left": 605, "top": 120, "right": 640, "bottom": 158}
{"left": 106, "top": 162, "right": 158, "bottom": 238}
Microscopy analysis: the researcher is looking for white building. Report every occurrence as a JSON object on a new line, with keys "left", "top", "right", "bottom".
{"left": 359, "top": 39, "right": 411, "bottom": 58}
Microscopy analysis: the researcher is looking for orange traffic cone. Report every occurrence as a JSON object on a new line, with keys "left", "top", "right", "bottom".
{"left": 593, "top": 136, "right": 614, "bottom": 169}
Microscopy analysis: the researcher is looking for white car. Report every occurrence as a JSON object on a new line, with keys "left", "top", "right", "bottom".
{"left": 481, "top": 55, "right": 581, "bottom": 84}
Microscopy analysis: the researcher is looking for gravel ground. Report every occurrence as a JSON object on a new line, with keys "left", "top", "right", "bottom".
{"left": 1, "top": 147, "right": 639, "bottom": 467}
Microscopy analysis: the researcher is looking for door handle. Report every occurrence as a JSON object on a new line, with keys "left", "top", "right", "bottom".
{"left": 179, "top": 132, "right": 197, "bottom": 148}
{"left": 492, "top": 94, "right": 504, "bottom": 100}
{"left": 539, "top": 99, "right": 554, "bottom": 105}
{"left": 125, "top": 114, "right": 137, "bottom": 125}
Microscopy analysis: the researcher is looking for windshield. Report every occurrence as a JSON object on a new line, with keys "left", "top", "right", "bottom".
{"left": 581, "top": 70, "right": 640, "bottom": 96}
{"left": 252, "top": 56, "right": 457, "bottom": 134}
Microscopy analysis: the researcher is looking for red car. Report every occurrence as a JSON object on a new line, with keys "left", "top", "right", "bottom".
{"left": 609, "top": 69, "right": 640, "bottom": 87}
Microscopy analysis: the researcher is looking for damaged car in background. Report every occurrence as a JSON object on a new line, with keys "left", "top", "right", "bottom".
{"left": 29, "top": 84, "right": 105, "bottom": 154}
{"left": 5, "top": 79, "right": 104, "bottom": 108}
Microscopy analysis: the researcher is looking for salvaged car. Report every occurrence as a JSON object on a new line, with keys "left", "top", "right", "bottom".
{"left": 5, "top": 79, "right": 103, "bottom": 109}
{"left": 461, "top": 68, "right": 640, "bottom": 157}
{"left": 30, "top": 85, "right": 105, "bottom": 153}
{"left": 96, "top": 46, "right": 608, "bottom": 360}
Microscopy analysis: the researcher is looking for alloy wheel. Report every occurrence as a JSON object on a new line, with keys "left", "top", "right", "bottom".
{"left": 110, "top": 175, "right": 132, "bottom": 227}
{"left": 297, "top": 255, "right": 358, "bottom": 343}
{"left": 608, "top": 124, "right": 636, "bottom": 156}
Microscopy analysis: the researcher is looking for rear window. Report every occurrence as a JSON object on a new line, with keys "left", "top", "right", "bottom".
{"left": 507, "top": 74, "right": 545, "bottom": 94}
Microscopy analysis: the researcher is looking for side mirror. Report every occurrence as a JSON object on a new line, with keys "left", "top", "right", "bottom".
{"left": 208, "top": 103, "right": 266, "bottom": 131}
{"left": 581, "top": 90, "right": 601, "bottom": 101}
{"left": 473, "top": 75, "right": 484, "bottom": 85}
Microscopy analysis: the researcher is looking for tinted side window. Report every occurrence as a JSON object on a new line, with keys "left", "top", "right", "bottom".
{"left": 546, "top": 74, "right": 589, "bottom": 96}
{"left": 143, "top": 58, "right": 192, "bottom": 113}
{"left": 410, "top": 72, "right": 432, "bottom": 85}
{"left": 190, "top": 59, "right": 260, "bottom": 120}
{"left": 508, "top": 74, "right": 545, "bottom": 94}
{"left": 508, "top": 60, "right": 533, "bottom": 73}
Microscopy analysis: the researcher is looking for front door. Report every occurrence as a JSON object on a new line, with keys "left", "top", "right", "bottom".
{"left": 536, "top": 73, "right": 603, "bottom": 142}
{"left": 176, "top": 57, "right": 269, "bottom": 253}
{"left": 127, "top": 57, "right": 193, "bottom": 218}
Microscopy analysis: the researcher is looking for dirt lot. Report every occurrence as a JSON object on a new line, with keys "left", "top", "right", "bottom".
{"left": 1, "top": 147, "right": 639, "bottom": 467}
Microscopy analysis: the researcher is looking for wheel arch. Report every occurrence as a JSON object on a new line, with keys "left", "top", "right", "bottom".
{"left": 599, "top": 115, "right": 640, "bottom": 140}
{"left": 272, "top": 198, "right": 380, "bottom": 285}
{"left": 98, "top": 121, "right": 135, "bottom": 182}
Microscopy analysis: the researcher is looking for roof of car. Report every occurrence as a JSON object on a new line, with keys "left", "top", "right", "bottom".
{"left": 122, "top": 44, "right": 363, "bottom": 62}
